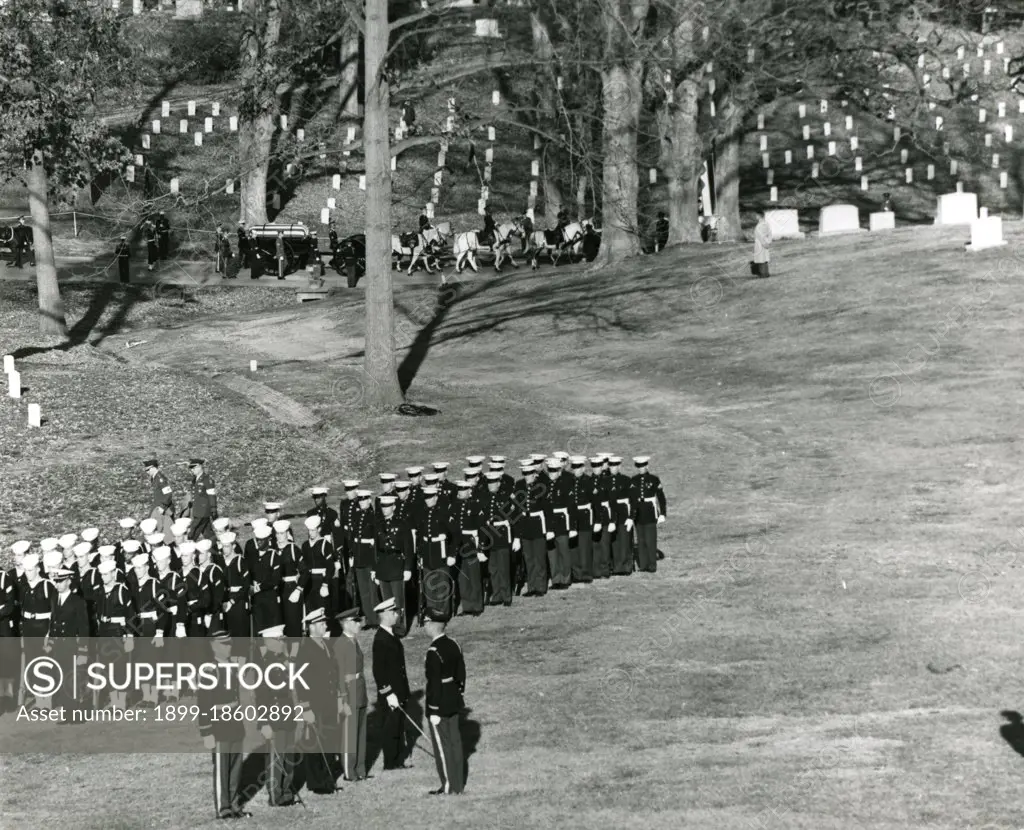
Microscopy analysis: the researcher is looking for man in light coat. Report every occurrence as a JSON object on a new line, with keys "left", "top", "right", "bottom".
{"left": 753, "top": 209, "right": 772, "bottom": 278}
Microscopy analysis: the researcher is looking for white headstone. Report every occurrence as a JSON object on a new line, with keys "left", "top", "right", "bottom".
{"left": 1006, "top": 58, "right": 1012, "bottom": 73}
{"left": 533, "top": 135, "right": 541, "bottom": 150}
{"left": 811, "top": 163, "right": 819, "bottom": 178}
{"left": 212, "top": 102, "right": 220, "bottom": 116}
{"left": 869, "top": 211, "right": 895, "bottom": 231}
{"left": 985, "top": 133, "right": 993, "bottom": 147}
{"left": 798, "top": 104, "right": 806, "bottom": 118}
{"left": 957, "top": 182, "right": 964, "bottom": 192}
{"left": 226, "top": 179, "right": 233, "bottom": 194}
{"left": 194, "top": 132, "right": 203, "bottom": 147}
{"left": 142, "top": 134, "right": 150, "bottom": 149}
{"left": 845, "top": 116, "right": 853, "bottom": 130}
{"left": 918, "top": 54, "right": 925, "bottom": 68}
{"left": 179, "top": 119, "right": 188, "bottom": 134}
{"left": 980, "top": 108, "right": 987, "bottom": 122}
{"left": 648, "top": 168, "right": 657, "bottom": 184}
{"left": 492, "top": 90, "right": 500, "bottom": 105}
{"left": 802, "top": 125, "right": 810, "bottom": 140}
{"left": 152, "top": 119, "right": 161, "bottom": 134}
{"left": 27, "top": 403, "right": 40, "bottom": 428}
{"left": 784, "top": 150, "right": 792, "bottom": 165}
{"left": 934, "top": 191, "right": 977, "bottom": 225}
{"left": 425, "top": 203, "right": 434, "bottom": 219}
{"left": 984, "top": 59, "right": 991, "bottom": 75}
{"left": 187, "top": 100, "right": 196, "bottom": 116}
{"left": 942, "top": 66, "right": 950, "bottom": 79}
{"left": 900, "top": 148, "right": 908, "bottom": 163}
{"left": 162, "top": 100, "right": 170, "bottom": 117}
{"left": 488, "top": 126, "right": 495, "bottom": 142}
{"left": 936, "top": 116, "right": 943, "bottom": 130}
{"left": 905, "top": 168, "right": 913, "bottom": 183}
{"left": 1019, "top": 100, "right": 1024, "bottom": 114}
{"left": 529, "top": 180, "right": 538, "bottom": 197}
{"left": 766, "top": 209, "right": 803, "bottom": 239}
{"left": 204, "top": 117, "right": 213, "bottom": 133}
{"left": 445, "top": 116, "right": 454, "bottom": 132}
{"left": 8, "top": 370, "right": 20, "bottom": 398}
{"left": 296, "top": 128, "right": 304, "bottom": 142}
{"left": 332, "top": 174, "right": 341, "bottom": 190}
{"left": 999, "top": 102, "right": 1007, "bottom": 118}
{"left": 823, "top": 123, "right": 831, "bottom": 137}
{"left": 531, "top": 159, "right": 540, "bottom": 177}
{"left": 478, "top": 199, "right": 487, "bottom": 215}
{"left": 484, "top": 147, "right": 493, "bottom": 163}
{"left": 766, "top": 169, "right": 774, "bottom": 185}
{"left": 320, "top": 208, "right": 330, "bottom": 225}
{"left": 1001, "top": 171, "right": 1009, "bottom": 189}
{"left": 893, "top": 127, "right": 901, "bottom": 141}
{"left": 967, "top": 216, "right": 1007, "bottom": 251}
{"left": 347, "top": 126, "right": 356, "bottom": 143}
{"left": 170, "top": 177, "right": 179, "bottom": 194}
{"left": 927, "top": 164, "right": 935, "bottom": 180}
{"left": 1006, "top": 125, "right": 1013, "bottom": 142}
{"left": 855, "top": 157, "right": 862, "bottom": 171}
{"left": 998, "top": 41, "right": 1004, "bottom": 54}
{"left": 761, "top": 152, "right": 770, "bottom": 169}
{"left": 828, "top": 141, "right": 836, "bottom": 156}
{"left": 390, "top": 156, "right": 397, "bottom": 171}
{"left": 748, "top": 47, "right": 756, "bottom": 63}
{"left": 358, "top": 175, "right": 366, "bottom": 191}
{"left": 850, "top": 136, "right": 858, "bottom": 150}
{"left": 861, "top": 175, "right": 868, "bottom": 191}
{"left": 431, "top": 187, "right": 440, "bottom": 203}
{"left": 769, "top": 186, "right": 778, "bottom": 202}
{"left": 280, "top": 115, "right": 288, "bottom": 131}
{"left": 2, "top": 355, "right": 13, "bottom": 374}
{"left": 760, "top": 135, "right": 768, "bottom": 151}
{"left": 806, "top": 145, "right": 814, "bottom": 159}
{"left": 250, "top": 361, "right": 258, "bottom": 372}
{"left": 820, "top": 100, "right": 828, "bottom": 113}
{"left": 757, "top": 113, "right": 765, "bottom": 130}
{"left": 978, "top": 44, "right": 985, "bottom": 57}
{"left": 433, "top": 170, "right": 443, "bottom": 186}
{"left": 272, "top": 193, "right": 280, "bottom": 209}
{"left": 229, "top": 116, "right": 238, "bottom": 132}
{"left": 125, "top": 165, "right": 135, "bottom": 183}
{"left": 819, "top": 204, "right": 862, "bottom": 236}
{"left": 950, "top": 160, "right": 958, "bottom": 175}
{"left": 993, "top": 154, "right": 1000, "bottom": 168}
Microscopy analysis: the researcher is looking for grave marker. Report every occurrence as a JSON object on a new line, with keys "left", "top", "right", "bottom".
{"left": 985, "top": 134, "right": 993, "bottom": 146}
{"left": 142, "top": 134, "right": 150, "bottom": 149}
{"left": 950, "top": 160, "right": 958, "bottom": 175}
{"left": 855, "top": 157, "right": 862, "bottom": 171}
{"left": 8, "top": 370, "right": 20, "bottom": 399}
{"left": 999, "top": 101, "right": 1007, "bottom": 117}
{"left": 153, "top": 120, "right": 161, "bottom": 134}
{"left": 967, "top": 216, "right": 1007, "bottom": 251}
{"left": 179, "top": 119, "right": 188, "bottom": 134}
{"left": 126, "top": 165, "right": 135, "bottom": 183}
{"left": 212, "top": 102, "right": 220, "bottom": 116}
{"left": 936, "top": 115, "right": 943, "bottom": 130}
{"left": 250, "top": 361, "right": 258, "bottom": 372}
{"left": 811, "top": 162, "right": 819, "bottom": 178}
{"left": 942, "top": 66, "right": 950, "bottom": 78}
{"left": 194, "top": 132, "right": 203, "bottom": 146}
{"left": 760, "top": 135, "right": 768, "bottom": 151}
{"left": 893, "top": 127, "right": 901, "bottom": 141}
{"left": 769, "top": 186, "right": 778, "bottom": 202}
{"left": 845, "top": 115, "right": 853, "bottom": 130}
{"left": 766, "top": 209, "right": 803, "bottom": 238}
{"left": 934, "top": 191, "right": 977, "bottom": 225}
{"left": 927, "top": 164, "right": 935, "bottom": 180}
{"left": 992, "top": 154, "right": 1000, "bottom": 168}
{"left": 762, "top": 152, "right": 770, "bottom": 169}
{"left": 205, "top": 117, "right": 213, "bottom": 133}
{"left": 332, "top": 174, "right": 341, "bottom": 190}
{"left": 170, "top": 177, "right": 179, "bottom": 194}
{"left": 861, "top": 175, "right": 868, "bottom": 190}
{"left": 850, "top": 136, "right": 858, "bottom": 150}
{"left": 766, "top": 169, "right": 774, "bottom": 185}
{"left": 802, "top": 125, "right": 810, "bottom": 140}
{"left": 280, "top": 115, "right": 288, "bottom": 131}
{"left": 998, "top": 41, "right": 1004, "bottom": 54}
{"left": 492, "top": 90, "right": 500, "bottom": 105}
{"left": 900, "top": 148, "right": 908, "bottom": 163}
{"left": 297, "top": 128, "right": 304, "bottom": 142}
{"left": 869, "top": 211, "right": 895, "bottom": 231}
{"left": 979, "top": 108, "right": 986, "bottom": 122}
{"left": 819, "top": 204, "right": 862, "bottom": 235}
{"left": 784, "top": 150, "right": 792, "bottom": 165}
{"left": 757, "top": 113, "right": 764, "bottom": 129}
{"left": 649, "top": 168, "right": 657, "bottom": 184}
{"left": 828, "top": 141, "right": 836, "bottom": 156}
{"left": 2, "top": 355, "right": 12, "bottom": 373}
{"left": 820, "top": 99, "right": 828, "bottom": 113}
{"left": 488, "top": 126, "right": 495, "bottom": 141}
{"left": 905, "top": 168, "right": 913, "bottom": 183}
{"left": 807, "top": 145, "right": 814, "bottom": 159}
{"left": 226, "top": 179, "right": 234, "bottom": 194}
{"left": 798, "top": 103, "right": 806, "bottom": 118}
{"left": 1001, "top": 171, "right": 1009, "bottom": 188}
{"left": 188, "top": 100, "right": 196, "bottom": 116}
{"left": 320, "top": 208, "right": 330, "bottom": 225}
{"left": 28, "top": 404, "right": 40, "bottom": 428}
{"left": 984, "top": 59, "right": 991, "bottom": 75}
{"left": 161, "top": 100, "right": 170, "bottom": 117}
{"left": 229, "top": 116, "right": 238, "bottom": 131}
{"left": 823, "top": 122, "right": 831, "bottom": 137}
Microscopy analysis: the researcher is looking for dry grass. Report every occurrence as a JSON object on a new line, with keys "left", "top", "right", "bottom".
{"left": 3, "top": 222, "right": 1024, "bottom": 827}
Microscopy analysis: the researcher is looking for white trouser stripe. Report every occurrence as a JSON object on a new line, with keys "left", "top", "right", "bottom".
{"left": 214, "top": 747, "right": 222, "bottom": 813}
{"left": 430, "top": 718, "right": 449, "bottom": 793}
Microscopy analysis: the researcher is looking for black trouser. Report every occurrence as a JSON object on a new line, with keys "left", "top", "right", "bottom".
{"left": 118, "top": 258, "right": 130, "bottom": 284}
{"left": 522, "top": 538, "right": 548, "bottom": 595}
{"left": 211, "top": 742, "right": 243, "bottom": 816}
{"left": 429, "top": 712, "right": 465, "bottom": 794}
{"left": 299, "top": 722, "right": 338, "bottom": 792}
{"left": 593, "top": 528, "right": 612, "bottom": 578}
{"left": 379, "top": 698, "right": 408, "bottom": 769}
{"left": 355, "top": 568, "right": 378, "bottom": 625}
{"left": 266, "top": 728, "right": 297, "bottom": 805}
{"left": 571, "top": 529, "right": 594, "bottom": 582}
{"left": 636, "top": 523, "right": 658, "bottom": 572}
{"left": 189, "top": 516, "right": 215, "bottom": 542}
{"left": 422, "top": 566, "right": 454, "bottom": 616}
{"left": 487, "top": 547, "right": 511, "bottom": 603}
{"left": 611, "top": 524, "right": 633, "bottom": 574}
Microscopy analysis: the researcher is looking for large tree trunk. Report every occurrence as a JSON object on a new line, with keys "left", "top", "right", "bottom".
{"left": 362, "top": 0, "right": 403, "bottom": 409}
{"left": 715, "top": 92, "right": 743, "bottom": 242}
{"left": 531, "top": 8, "right": 563, "bottom": 221}
{"left": 591, "top": 0, "right": 648, "bottom": 267}
{"left": 541, "top": 156, "right": 563, "bottom": 221}
{"left": 237, "top": 0, "right": 281, "bottom": 225}
{"left": 339, "top": 27, "right": 360, "bottom": 119}
{"left": 28, "top": 150, "right": 66, "bottom": 338}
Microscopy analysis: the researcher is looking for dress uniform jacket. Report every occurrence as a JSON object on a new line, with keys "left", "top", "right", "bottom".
{"left": 371, "top": 626, "right": 410, "bottom": 704}
{"left": 197, "top": 563, "right": 226, "bottom": 631}
{"left": 570, "top": 473, "right": 598, "bottom": 530}
{"left": 154, "top": 570, "right": 183, "bottom": 635}
{"left": 348, "top": 508, "right": 377, "bottom": 569}
{"left": 128, "top": 575, "right": 163, "bottom": 638}
{"left": 191, "top": 473, "right": 218, "bottom": 520}
{"left": 415, "top": 504, "right": 453, "bottom": 570}
{"left": 299, "top": 538, "right": 334, "bottom": 606}
{"left": 245, "top": 542, "right": 282, "bottom": 633}
{"left": 593, "top": 471, "right": 616, "bottom": 526}
{"left": 220, "top": 554, "right": 250, "bottom": 640}
{"left": 180, "top": 566, "right": 206, "bottom": 635}
{"left": 297, "top": 637, "right": 340, "bottom": 727}
{"left": 511, "top": 480, "right": 548, "bottom": 540}
{"left": 374, "top": 517, "right": 413, "bottom": 582}
{"left": 0, "top": 569, "right": 17, "bottom": 638}
{"left": 546, "top": 476, "right": 578, "bottom": 536}
{"left": 334, "top": 633, "right": 367, "bottom": 710}
{"left": 94, "top": 582, "right": 134, "bottom": 638}
{"left": 447, "top": 499, "right": 481, "bottom": 558}
{"left": 48, "top": 590, "right": 90, "bottom": 654}
{"left": 20, "top": 578, "right": 55, "bottom": 638}
{"left": 197, "top": 666, "right": 246, "bottom": 743}
{"left": 152, "top": 470, "right": 175, "bottom": 515}
{"left": 425, "top": 634, "right": 465, "bottom": 717}
{"left": 630, "top": 471, "right": 667, "bottom": 523}
{"left": 610, "top": 472, "right": 634, "bottom": 525}
{"left": 278, "top": 543, "right": 304, "bottom": 636}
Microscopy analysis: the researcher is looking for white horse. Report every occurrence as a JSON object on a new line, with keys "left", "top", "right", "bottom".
{"left": 392, "top": 225, "right": 448, "bottom": 274}
{"left": 452, "top": 220, "right": 523, "bottom": 273}
{"left": 527, "top": 221, "right": 584, "bottom": 269}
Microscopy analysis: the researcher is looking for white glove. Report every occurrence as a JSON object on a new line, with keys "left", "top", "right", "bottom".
{"left": 429, "top": 714, "right": 441, "bottom": 725}
{"left": 175, "top": 623, "right": 186, "bottom": 638}
{"left": 545, "top": 531, "right": 554, "bottom": 540}
{"left": 320, "top": 584, "right": 329, "bottom": 597}
{"left": 569, "top": 530, "right": 578, "bottom": 539}
{"left": 203, "top": 734, "right": 216, "bottom": 750}
{"left": 609, "top": 523, "right": 617, "bottom": 533}
{"left": 625, "top": 519, "right": 634, "bottom": 532}
{"left": 302, "top": 709, "right": 315, "bottom": 723}
{"left": 657, "top": 515, "right": 666, "bottom": 525}
{"left": 348, "top": 558, "right": 354, "bottom": 568}
{"left": 439, "top": 533, "right": 447, "bottom": 541}
{"left": 252, "top": 581, "right": 261, "bottom": 593}
{"left": 594, "top": 524, "right": 602, "bottom": 533}
{"left": 403, "top": 570, "right": 412, "bottom": 582}
{"left": 260, "top": 725, "right": 273, "bottom": 740}
{"left": 124, "top": 636, "right": 134, "bottom": 654}
{"left": 512, "top": 539, "right": 521, "bottom": 552}
{"left": 446, "top": 557, "right": 456, "bottom": 566}
{"left": 153, "top": 635, "right": 163, "bottom": 648}
{"left": 371, "top": 571, "right": 379, "bottom": 584}
{"left": 288, "top": 589, "right": 301, "bottom": 603}
{"left": 386, "top": 693, "right": 399, "bottom": 709}
{"left": 477, "top": 552, "right": 487, "bottom": 562}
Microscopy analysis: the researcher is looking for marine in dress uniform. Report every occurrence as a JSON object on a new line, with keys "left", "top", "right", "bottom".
{"left": 478, "top": 472, "right": 514, "bottom": 605}
{"left": 337, "top": 480, "right": 362, "bottom": 606}
{"left": 433, "top": 463, "right": 458, "bottom": 510}
{"left": 374, "top": 496, "right": 413, "bottom": 636}
{"left": 414, "top": 486, "right": 455, "bottom": 621}
{"left": 300, "top": 515, "right": 335, "bottom": 625}
{"left": 308, "top": 487, "right": 341, "bottom": 551}
{"left": 629, "top": 456, "right": 667, "bottom": 572}
{"left": 448, "top": 482, "right": 485, "bottom": 615}
{"left": 155, "top": 211, "right": 171, "bottom": 260}
{"left": 424, "top": 610, "right": 466, "bottom": 795}
{"left": 246, "top": 524, "right": 283, "bottom": 635}
{"left": 275, "top": 521, "right": 305, "bottom": 639}
{"left": 348, "top": 491, "right": 379, "bottom": 626}
{"left": 371, "top": 598, "right": 412, "bottom": 771}
{"left": 567, "top": 456, "right": 596, "bottom": 583}
{"left": 199, "top": 628, "right": 248, "bottom": 819}
{"left": 115, "top": 236, "right": 131, "bottom": 284}
{"left": 46, "top": 568, "right": 89, "bottom": 713}
{"left": 296, "top": 608, "right": 340, "bottom": 794}
{"left": 512, "top": 462, "right": 550, "bottom": 597}
{"left": 544, "top": 459, "right": 577, "bottom": 589}
{"left": 333, "top": 608, "right": 368, "bottom": 781}
{"left": 591, "top": 456, "right": 614, "bottom": 578}
{"left": 256, "top": 625, "right": 299, "bottom": 807}
{"left": 607, "top": 457, "right": 635, "bottom": 575}
{"left": 187, "top": 459, "right": 218, "bottom": 542}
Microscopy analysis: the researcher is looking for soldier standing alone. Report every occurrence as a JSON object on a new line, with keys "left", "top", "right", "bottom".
{"left": 424, "top": 610, "right": 466, "bottom": 795}
{"left": 156, "top": 211, "right": 171, "bottom": 260}
{"left": 371, "top": 597, "right": 412, "bottom": 771}
{"left": 115, "top": 236, "right": 131, "bottom": 284}
{"left": 187, "top": 458, "right": 218, "bottom": 542}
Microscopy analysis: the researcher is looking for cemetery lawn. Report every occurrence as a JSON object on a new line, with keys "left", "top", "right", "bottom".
{"left": 4, "top": 224, "right": 1024, "bottom": 828}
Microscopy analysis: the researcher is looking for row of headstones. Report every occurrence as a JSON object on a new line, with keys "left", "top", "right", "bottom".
{"left": 4, "top": 356, "right": 42, "bottom": 428}
{"left": 767, "top": 188, "right": 1005, "bottom": 251}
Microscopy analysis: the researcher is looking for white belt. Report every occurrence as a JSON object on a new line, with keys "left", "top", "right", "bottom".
{"left": 554, "top": 507, "right": 570, "bottom": 531}
{"left": 282, "top": 576, "right": 298, "bottom": 583}
{"left": 167, "top": 606, "right": 178, "bottom": 615}
{"left": 360, "top": 538, "right": 373, "bottom": 544}
{"left": 644, "top": 495, "right": 661, "bottom": 519}
{"left": 578, "top": 504, "right": 593, "bottom": 515}
{"left": 441, "top": 677, "right": 455, "bottom": 683}
{"left": 461, "top": 529, "right": 477, "bottom": 536}
{"left": 139, "top": 611, "right": 158, "bottom": 620}
{"left": 617, "top": 498, "right": 630, "bottom": 506}
{"left": 229, "top": 586, "right": 242, "bottom": 592}
{"left": 23, "top": 611, "right": 51, "bottom": 620}
{"left": 430, "top": 536, "right": 445, "bottom": 543}
{"left": 529, "top": 510, "right": 547, "bottom": 535}
{"left": 493, "top": 520, "right": 510, "bottom": 528}
{"left": 311, "top": 568, "right": 327, "bottom": 576}
{"left": 529, "top": 511, "right": 544, "bottom": 517}
{"left": 102, "top": 616, "right": 126, "bottom": 625}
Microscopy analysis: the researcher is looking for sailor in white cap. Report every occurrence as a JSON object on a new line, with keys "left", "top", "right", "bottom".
{"left": 374, "top": 495, "right": 412, "bottom": 636}
{"left": 145, "top": 458, "right": 175, "bottom": 536}
{"left": 80, "top": 526, "right": 100, "bottom": 552}
{"left": 301, "top": 513, "right": 336, "bottom": 625}
{"left": 273, "top": 519, "right": 303, "bottom": 641}
{"left": 349, "top": 489, "right": 380, "bottom": 627}
{"left": 371, "top": 597, "right": 412, "bottom": 770}
{"left": 41, "top": 549, "right": 64, "bottom": 579}
{"left": 256, "top": 624, "right": 299, "bottom": 806}
{"left": 566, "top": 456, "right": 596, "bottom": 583}
{"left": 590, "top": 455, "right": 614, "bottom": 578}
{"left": 70, "top": 541, "right": 97, "bottom": 601}
{"left": 606, "top": 456, "right": 635, "bottom": 575}
{"left": 308, "top": 486, "right": 341, "bottom": 551}
{"left": 58, "top": 532, "right": 78, "bottom": 555}
{"left": 139, "top": 517, "right": 159, "bottom": 537}
{"left": 126, "top": 550, "right": 161, "bottom": 706}
{"left": 514, "top": 461, "right": 550, "bottom": 596}
{"left": 171, "top": 517, "right": 192, "bottom": 550}
{"left": 217, "top": 531, "right": 248, "bottom": 650}
{"left": 295, "top": 606, "right": 338, "bottom": 794}
{"left": 117, "top": 519, "right": 138, "bottom": 556}
{"left": 19, "top": 552, "right": 55, "bottom": 696}
{"left": 544, "top": 456, "right": 577, "bottom": 590}
{"left": 248, "top": 523, "right": 283, "bottom": 637}
{"left": 96, "top": 558, "right": 133, "bottom": 710}
{"left": 630, "top": 455, "right": 666, "bottom": 572}
{"left": 479, "top": 471, "right": 514, "bottom": 605}
{"left": 213, "top": 517, "right": 232, "bottom": 534}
